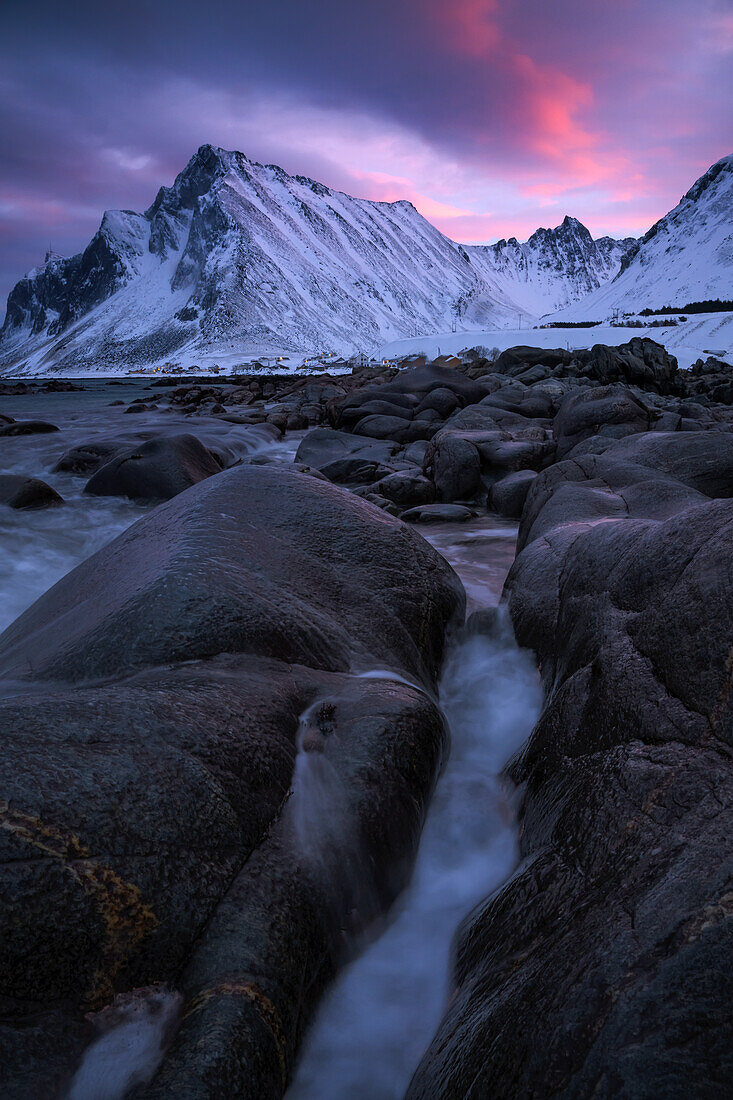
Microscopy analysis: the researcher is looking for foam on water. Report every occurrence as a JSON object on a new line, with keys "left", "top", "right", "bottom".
{"left": 289, "top": 696, "right": 380, "bottom": 935}
{"left": 0, "top": 383, "right": 300, "bottom": 636}
{"left": 65, "top": 987, "right": 183, "bottom": 1100}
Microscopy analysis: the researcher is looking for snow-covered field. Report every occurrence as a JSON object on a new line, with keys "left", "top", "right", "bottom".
{"left": 4, "top": 313, "right": 730, "bottom": 379}
{"left": 379, "top": 312, "right": 733, "bottom": 370}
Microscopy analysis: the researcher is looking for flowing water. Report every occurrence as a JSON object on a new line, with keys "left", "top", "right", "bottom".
{"left": 288, "top": 520, "right": 542, "bottom": 1099}
{"left": 66, "top": 987, "right": 183, "bottom": 1100}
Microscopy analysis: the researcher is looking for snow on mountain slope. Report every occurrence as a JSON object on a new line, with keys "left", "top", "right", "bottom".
{"left": 553, "top": 155, "right": 733, "bottom": 321}
{"left": 0, "top": 145, "right": 636, "bottom": 373}
{"left": 470, "top": 217, "right": 635, "bottom": 317}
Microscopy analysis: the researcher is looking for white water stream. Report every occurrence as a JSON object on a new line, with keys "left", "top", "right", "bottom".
{"left": 288, "top": 522, "right": 542, "bottom": 1098}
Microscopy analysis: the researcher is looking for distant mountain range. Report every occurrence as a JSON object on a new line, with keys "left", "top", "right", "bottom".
{"left": 0, "top": 146, "right": 730, "bottom": 372}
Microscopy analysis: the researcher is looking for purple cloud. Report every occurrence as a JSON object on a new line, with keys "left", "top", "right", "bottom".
{"left": 1, "top": 0, "right": 731, "bottom": 311}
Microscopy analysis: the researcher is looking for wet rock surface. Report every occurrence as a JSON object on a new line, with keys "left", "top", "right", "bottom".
{"left": 286, "top": 339, "right": 732, "bottom": 526}
{"left": 83, "top": 433, "right": 227, "bottom": 501}
{"left": 0, "top": 464, "right": 463, "bottom": 1098}
{"left": 0, "top": 474, "right": 63, "bottom": 510}
{"left": 408, "top": 419, "right": 733, "bottom": 1098}
{"left": 2, "top": 341, "right": 733, "bottom": 1098}
{"left": 0, "top": 419, "right": 60, "bottom": 436}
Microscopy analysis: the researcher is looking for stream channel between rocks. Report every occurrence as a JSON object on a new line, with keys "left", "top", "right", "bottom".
{"left": 288, "top": 518, "right": 542, "bottom": 1099}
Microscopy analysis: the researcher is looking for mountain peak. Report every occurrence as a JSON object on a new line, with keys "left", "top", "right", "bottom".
{"left": 1, "top": 146, "right": 727, "bottom": 372}
{"left": 551, "top": 152, "right": 732, "bottom": 321}
{"left": 682, "top": 152, "right": 733, "bottom": 205}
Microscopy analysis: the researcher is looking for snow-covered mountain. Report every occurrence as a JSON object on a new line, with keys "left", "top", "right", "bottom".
{"left": 553, "top": 155, "right": 733, "bottom": 321}
{"left": 0, "top": 145, "right": 636, "bottom": 372}
{"left": 472, "top": 217, "right": 634, "bottom": 317}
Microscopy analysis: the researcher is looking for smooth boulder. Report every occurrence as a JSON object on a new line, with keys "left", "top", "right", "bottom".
{"left": 487, "top": 470, "right": 536, "bottom": 518}
{"left": 410, "top": 429, "right": 733, "bottom": 1099}
{"left": 0, "top": 420, "right": 59, "bottom": 436}
{"left": 0, "top": 475, "right": 63, "bottom": 510}
{"left": 84, "top": 434, "right": 225, "bottom": 501}
{"left": 0, "top": 465, "right": 464, "bottom": 1098}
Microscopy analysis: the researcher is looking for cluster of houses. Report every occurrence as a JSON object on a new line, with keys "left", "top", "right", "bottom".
{"left": 130, "top": 350, "right": 466, "bottom": 378}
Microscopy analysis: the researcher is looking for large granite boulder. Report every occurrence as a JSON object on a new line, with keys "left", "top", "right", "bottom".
{"left": 54, "top": 440, "right": 127, "bottom": 474}
{"left": 553, "top": 384, "right": 658, "bottom": 459}
{"left": 578, "top": 337, "right": 679, "bottom": 393}
{"left": 487, "top": 469, "right": 537, "bottom": 518}
{"left": 424, "top": 433, "right": 481, "bottom": 502}
{"left": 492, "top": 346, "right": 573, "bottom": 376}
{"left": 0, "top": 465, "right": 464, "bottom": 1098}
{"left": 409, "top": 430, "right": 732, "bottom": 1098}
{"left": 0, "top": 420, "right": 59, "bottom": 436}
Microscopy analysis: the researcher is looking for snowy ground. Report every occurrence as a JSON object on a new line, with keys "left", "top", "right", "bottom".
{"left": 379, "top": 312, "right": 733, "bottom": 370}
{"left": 3, "top": 314, "right": 731, "bottom": 379}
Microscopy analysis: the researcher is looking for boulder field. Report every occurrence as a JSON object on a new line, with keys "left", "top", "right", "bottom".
{"left": 284, "top": 340, "right": 733, "bottom": 523}
{"left": 280, "top": 340, "right": 731, "bottom": 1096}
{"left": 0, "top": 465, "right": 464, "bottom": 1098}
{"left": 1, "top": 339, "right": 732, "bottom": 1096}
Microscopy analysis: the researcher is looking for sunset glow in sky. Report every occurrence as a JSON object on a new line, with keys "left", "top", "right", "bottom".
{"left": 1, "top": 0, "right": 731, "bottom": 305}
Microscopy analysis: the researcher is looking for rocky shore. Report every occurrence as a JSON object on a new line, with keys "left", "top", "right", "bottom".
{"left": 0, "top": 338, "right": 731, "bottom": 1097}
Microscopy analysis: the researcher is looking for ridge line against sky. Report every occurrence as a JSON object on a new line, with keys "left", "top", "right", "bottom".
{"left": 1, "top": 0, "right": 731, "bottom": 309}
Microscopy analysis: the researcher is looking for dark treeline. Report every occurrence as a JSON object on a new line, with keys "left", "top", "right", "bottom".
{"left": 639, "top": 299, "right": 733, "bottom": 316}
{"left": 540, "top": 321, "right": 602, "bottom": 328}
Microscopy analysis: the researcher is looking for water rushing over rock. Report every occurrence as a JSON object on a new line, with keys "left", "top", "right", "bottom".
{"left": 66, "top": 987, "right": 182, "bottom": 1100}
{"left": 288, "top": 557, "right": 542, "bottom": 1099}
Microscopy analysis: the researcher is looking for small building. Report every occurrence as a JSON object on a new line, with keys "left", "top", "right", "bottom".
{"left": 347, "top": 352, "right": 372, "bottom": 369}
{"left": 432, "top": 354, "right": 462, "bottom": 370}
{"left": 399, "top": 353, "right": 427, "bottom": 369}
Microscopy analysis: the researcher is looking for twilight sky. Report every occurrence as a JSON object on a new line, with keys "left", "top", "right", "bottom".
{"left": 1, "top": 0, "right": 732, "bottom": 309}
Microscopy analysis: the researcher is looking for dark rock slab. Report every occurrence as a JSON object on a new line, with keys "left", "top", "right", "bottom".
{"left": 554, "top": 384, "right": 658, "bottom": 459}
{"left": 373, "top": 471, "right": 436, "bottom": 506}
{"left": 401, "top": 503, "right": 473, "bottom": 523}
{"left": 0, "top": 420, "right": 60, "bottom": 436}
{"left": 0, "top": 465, "right": 464, "bottom": 1097}
{"left": 409, "top": 428, "right": 733, "bottom": 1099}
{"left": 295, "top": 428, "right": 397, "bottom": 470}
{"left": 487, "top": 470, "right": 537, "bottom": 518}
{"left": 54, "top": 440, "right": 126, "bottom": 474}
{"left": 423, "top": 434, "right": 481, "bottom": 502}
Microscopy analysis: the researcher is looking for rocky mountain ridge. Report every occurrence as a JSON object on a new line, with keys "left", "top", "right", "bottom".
{"left": 0, "top": 145, "right": 636, "bottom": 372}
{"left": 553, "top": 154, "right": 733, "bottom": 320}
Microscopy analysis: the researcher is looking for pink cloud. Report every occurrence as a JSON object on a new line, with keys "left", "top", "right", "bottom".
{"left": 432, "top": 0, "right": 501, "bottom": 57}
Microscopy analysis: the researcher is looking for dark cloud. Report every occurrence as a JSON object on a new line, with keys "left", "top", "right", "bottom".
{"left": 1, "top": 0, "right": 731, "bottom": 309}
